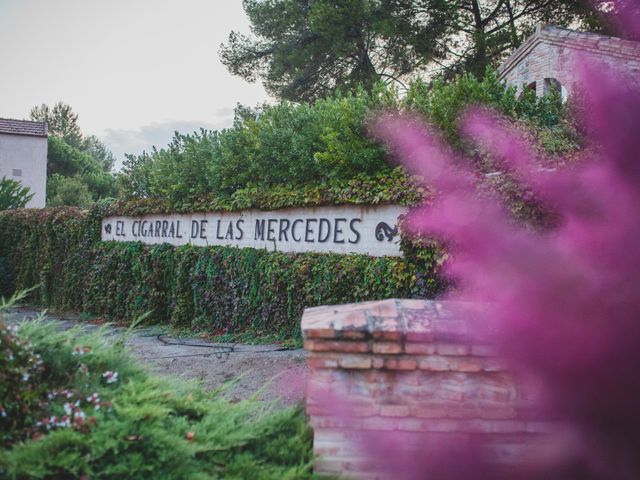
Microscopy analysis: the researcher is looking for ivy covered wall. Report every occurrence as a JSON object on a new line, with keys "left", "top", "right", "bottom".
{"left": 0, "top": 182, "right": 443, "bottom": 339}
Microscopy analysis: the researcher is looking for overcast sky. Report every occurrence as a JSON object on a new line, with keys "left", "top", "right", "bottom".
{"left": 0, "top": 0, "right": 270, "bottom": 168}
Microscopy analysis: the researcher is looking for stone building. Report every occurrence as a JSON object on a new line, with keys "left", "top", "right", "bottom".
{"left": 0, "top": 118, "right": 48, "bottom": 208}
{"left": 499, "top": 24, "right": 640, "bottom": 99}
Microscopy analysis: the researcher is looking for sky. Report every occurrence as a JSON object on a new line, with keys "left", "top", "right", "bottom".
{"left": 0, "top": 0, "right": 270, "bottom": 169}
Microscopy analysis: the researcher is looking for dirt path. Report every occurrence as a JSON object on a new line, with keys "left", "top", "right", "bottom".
{"left": 4, "top": 308, "right": 307, "bottom": 405}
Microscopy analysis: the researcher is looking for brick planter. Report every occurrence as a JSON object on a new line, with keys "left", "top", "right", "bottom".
{"left": 302, "top": 299, "right": 550, "bottom": 479}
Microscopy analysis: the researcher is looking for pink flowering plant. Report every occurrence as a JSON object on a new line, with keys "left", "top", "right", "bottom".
{"left": 362, "top": 2, "right": 640, "bottom": 478}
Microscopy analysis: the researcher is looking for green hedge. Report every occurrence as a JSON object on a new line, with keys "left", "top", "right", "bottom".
{"left": 0, "top": 202, "right": 443, "bottom": 339}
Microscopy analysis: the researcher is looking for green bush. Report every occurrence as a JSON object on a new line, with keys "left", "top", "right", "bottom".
{"left": 47, "top": 136, "right": 117, "bottom": 206}
{"left": 0, "top": 203, "right": 443, "bottom": 340}
{"left": 117, "top": 73, "right": 580, "bottom": 209}
{"left": 0, "top": 177, "right": 33, "bottom": 211}
{"left": 0, "top": 296, "right": 46, "bottom": 446}
{"left": 0, "top": 302, "right": 314, "bottom": 479}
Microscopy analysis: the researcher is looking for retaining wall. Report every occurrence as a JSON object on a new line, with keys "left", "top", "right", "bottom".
{"left": 302, "top": 299, "right": 551, "bottom": 479}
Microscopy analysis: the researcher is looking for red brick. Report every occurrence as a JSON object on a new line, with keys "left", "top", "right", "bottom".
{"left": 303, "top": 328, "right": 337, "bottom": 339}
{"left": 372, "top": 342, "right": 403, "bottom": 354}
{"left": 405, "top": 342, "right": 436, "bottom": 355}
{"left": 384, "top": 358, "right": 418, "bottom": 370}
{"left": 339, "top": 355, "right": 372, "bottom": 369}
{"left": 418, "top": 356, "right": 452, "bottom": 371}
{"left": 436, "top": 343, "right": 470, "bottom": 356}
{"left": 308, "top": 356, "right": 338, "bottom": 369}
{"left": 304, "top": 339, "right": 370, "bottom": 353}
{"left": 371, "top": 330, "right": 403, "bottom": 341}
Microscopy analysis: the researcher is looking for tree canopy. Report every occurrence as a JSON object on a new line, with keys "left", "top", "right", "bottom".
{"left": 29, "top": 102, "right": 117, "bottom": 206}
{"left": 221, "top": 0, "right": 602, "bottom": 101}
{"left": 220, "top": 0, "right": 453, "bottom": 101}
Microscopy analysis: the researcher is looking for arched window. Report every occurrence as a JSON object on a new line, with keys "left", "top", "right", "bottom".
{"left": 518, "top": 81, "right": 537, "bottom": 99}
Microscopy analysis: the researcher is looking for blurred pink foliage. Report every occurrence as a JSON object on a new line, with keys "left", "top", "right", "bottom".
{"left": 367, "top": 1, "right": 640, "bottom": 478}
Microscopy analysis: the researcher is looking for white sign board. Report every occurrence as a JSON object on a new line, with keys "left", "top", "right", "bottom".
{"left": 101, "top": 205, "right": 407, "bottom": 257}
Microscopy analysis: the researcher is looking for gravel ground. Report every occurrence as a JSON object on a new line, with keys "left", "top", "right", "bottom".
{"left": 4, "top": 308, "right": 307, "bottom": 405}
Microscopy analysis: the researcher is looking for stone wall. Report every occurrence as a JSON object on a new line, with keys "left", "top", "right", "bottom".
{"left": 302, "top": 299, "right": 551, "bottom": 479}
{"left": 499, "top": 24, "right": 640, "bottom": 98}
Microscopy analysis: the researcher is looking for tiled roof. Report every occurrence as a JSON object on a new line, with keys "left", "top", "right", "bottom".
{"left": 0, "top": 118, "right": 48, "bottom": 137}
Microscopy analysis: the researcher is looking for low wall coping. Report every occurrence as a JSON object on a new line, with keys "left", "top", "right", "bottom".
{"left": 301, "top": 298, "right": 487, "bottom": 344}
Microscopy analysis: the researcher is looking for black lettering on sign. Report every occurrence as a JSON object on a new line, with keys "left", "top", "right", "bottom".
{"left": 191, "top": 220, "right": 199, "bottom": 239}
{"left": 267, "top": 219, "right": 278, "bottom": 241}
{"left": 161, "top": 221, "right": 169, "bottom": 237}
{"left": 305, "top": 219, "right": 317, "bottom": 242}
{"left": 154, "top": 221, "right": 161, "bottom": 237}
{"left": 176, "top": 220, "right": 183, "bottom": 238}
{"left": 333, "top": 218, "right": 346, "bottom": 244}
{"left": 199, "top": 220, "right": 208, "bottom": 239}
{"left": 116, "top": 220, "right": 126, "bottom": 237}
{"left": 349, "top": 218, "right": 361, "bottom": 244}
{"left": 236, "top": 219, "right": 244, "bottom": 240}
{"left": 168, "top": 222, "right": 176, "bottom": 238}
{"left": 291, "top": 219, "right": 303, "bottom": 242}
{"left": 216, "top": 220, "right": 225, "bottom": 240}
{"left": 255, "top": 219, "right": 265, "bottom": 240}
{"left": 318, "top": 218, "right": 331, "bottom": 243}
{"left": 225, "top": 221, "right": 234, "bottom": 240}
{"left": 279, "top": 219, "right": 290, "bottom": 241}
{"left": 132, "top": 221, "right": 139, "bottom": 237}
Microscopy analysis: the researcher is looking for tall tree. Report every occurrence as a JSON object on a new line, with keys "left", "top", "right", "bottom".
{"left": 220, "top": 0, "right": 454, "bottom": 101}
{"left": 29, "top": 102, "right": 83, "bottom": 149}
{"left": 221, "top": 0, "right": 602, "bottom": 100}
{"left": 443, "top": 1, "right": 604, "bottom": 78}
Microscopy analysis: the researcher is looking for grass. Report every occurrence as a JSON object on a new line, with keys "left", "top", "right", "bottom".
{"left": 0, "top": 295, "right": 315, "bottom": 479}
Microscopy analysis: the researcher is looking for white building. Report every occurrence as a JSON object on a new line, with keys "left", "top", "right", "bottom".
{"left": 0, "top": 118, "right": 48, "bottom": 208}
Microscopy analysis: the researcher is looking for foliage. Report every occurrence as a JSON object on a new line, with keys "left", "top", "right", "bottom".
{"left": 30, "top": 102, "right": 83, "bottom": 149}
{"left": 220, "top": 0, "right": 451, "bottom": 101}
{"left": 0, "top": 302, "right": 314, "bottom": 479}
{"left": 221, "top": 0, "right": 601, "bottom": 99}
{"left": 30, "top": 102, "right": 117, "bottom": 207}
{"left": 369, "top": 8, "right": 640, "bottom": 473}
{"left": 46, "top": 174, "right": 94, "bottom": 208}
{"left": 47, "top": 136, "right": 117, "bottom": 206}
{"left": 0, "top": 177, "right": 33, "bottom": 211}
{"left": 0, "top": 293, "right": 46, "bottom": 446}
{"left": 118, "top": 75, "right": 579, "bottom": 211}
{"left": 437, "top": 0, "right": 600, "bottom": 78}
{"left": 0, "top": 206, "right": 444, "bottom": 340}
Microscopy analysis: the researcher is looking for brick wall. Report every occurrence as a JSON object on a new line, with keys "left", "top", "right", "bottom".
{"left": 302, "top": 299, "right": 551, "bottom": 479}
{"left": 499, "top": 24, "right": 640, "bottom": 98}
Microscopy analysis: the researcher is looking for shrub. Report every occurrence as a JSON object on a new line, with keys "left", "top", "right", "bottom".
{"left": 0, "top": 177, "right": 33, "bottom": 211}
{"left": 0, "top": 203, "right": 444, "bottom": 340}
{"left": 0, "top": 301, "right": 314, "bottom": 479}
{"left": 0, "top": 295, "right": 46, "bottom": 446}
{"left": 117, "top": 73, "right": 580, "bottom": 209}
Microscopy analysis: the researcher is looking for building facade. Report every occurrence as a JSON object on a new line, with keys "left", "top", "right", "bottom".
{"left": 0, "top": 118, "right": 48, "bottom": 208}
{"left": 499, "top": 24, "right": 640, "bottom": 99}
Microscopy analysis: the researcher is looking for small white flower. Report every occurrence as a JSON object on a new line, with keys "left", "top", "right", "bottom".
{"left": 102, "top": 371, "right": 118, "bottom": 384}
{"left": 22, "top": 372, "right": 30, "bottom": 382}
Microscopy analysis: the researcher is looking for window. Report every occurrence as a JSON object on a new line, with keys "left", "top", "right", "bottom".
{"left": 12, "top": 169, "right": 22, "bottom": 177}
